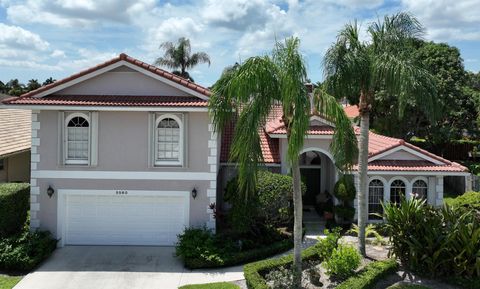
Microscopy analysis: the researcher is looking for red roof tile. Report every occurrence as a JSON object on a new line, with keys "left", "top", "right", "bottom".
{"left": 2, "top": 53, "right": 211, "bottom": 107}
{"left": 5, "top": 95, "right": 207, "bottom": 107}
{"left": 220, "top": 119, "right": 280, "bottom": 164}
{"left": 344, "top": 105, "right": 359, "bottom": 118}
{"left": 269, "top": 125, "right": 335, "bottom": 135}
{"left": 355, "top": 160, "right": 467, "bottom": 172}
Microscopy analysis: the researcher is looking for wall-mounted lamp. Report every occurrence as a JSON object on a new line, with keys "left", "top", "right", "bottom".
{"left": 47, "top": 186, "right": 55, "bottom": 198}
{"left": 192, "top": 188, "right": 197, "bottom": 199}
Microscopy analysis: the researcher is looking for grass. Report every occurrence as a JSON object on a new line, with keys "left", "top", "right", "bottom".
{"left": 178, "top": 282, "right": 239, "bottom": 289}
{"left": 0, "top": 275, "right": 22, "bottom": 289}
{"left": 387, "top": 284, "right": 430, "bottom": 289}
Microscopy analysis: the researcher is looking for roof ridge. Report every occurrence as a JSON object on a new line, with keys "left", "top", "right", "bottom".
{"left": 9, "top": 53, "right": 211, "bottom": 101}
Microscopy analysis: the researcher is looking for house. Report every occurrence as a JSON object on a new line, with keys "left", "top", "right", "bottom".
{"left": 1, "top": 54, "right": 470, "bottom": 247}
{"left": 0, "top": 94, "right": 31, "bottom": 183}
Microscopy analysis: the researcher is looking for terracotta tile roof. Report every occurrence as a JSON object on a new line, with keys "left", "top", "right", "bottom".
{"left": 220, "top": 119, "right": 280, "bottom": 164}
{"left": 0, "top": 109, "right": 31, "bottom": 157}
{"left": 2, "top": 53, "right": 211, "bottom": 107}
{"left": 344, "top": 105, "right": 359, "bottom": 118}
{"left": 355, "top": 160, "right": 467, "bottom": 172}
{"left": 4, "top": 95, "right": 207, "bottom": 107}
{"left": 269, "top": 125, "right": 335, "bottom": 135}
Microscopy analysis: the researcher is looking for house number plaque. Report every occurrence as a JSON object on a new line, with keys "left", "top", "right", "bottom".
{"left": 115, "top": 190, "right": 128, "bottom": 195}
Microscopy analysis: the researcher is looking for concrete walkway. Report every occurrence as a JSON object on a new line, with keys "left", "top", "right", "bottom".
{"left": 14, "top": 246, "right": 244, "bottom": 289}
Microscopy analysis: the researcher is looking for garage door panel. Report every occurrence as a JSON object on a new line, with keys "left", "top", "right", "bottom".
{"left": 64, "top": 193, "right": 188, "bottom": 246}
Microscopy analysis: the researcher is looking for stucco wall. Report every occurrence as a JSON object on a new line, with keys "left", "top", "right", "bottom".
{"left": 33, "top": 110, "right": 215, "bottom": 237}
{"left": 54, "top": 70, "right": 187, "bottom": 96}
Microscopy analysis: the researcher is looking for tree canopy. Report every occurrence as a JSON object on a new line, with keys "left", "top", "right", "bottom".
{"left": 0, "top": 78, "right": 56, "bottom": 96}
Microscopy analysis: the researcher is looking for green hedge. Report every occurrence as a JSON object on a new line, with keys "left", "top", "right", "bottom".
{"left": 0, "top": 183, "right": 30, "bottom": 238}
{"left": 336, "top": 259, "right": 399, "bottom": 289}
{"left": 444, "top": 191, "right": 480, "bottom": 210}
{"left": 243, "top": 244, "right": 323, "bottom": 289}
{"left": 185, "top": 239, "right": 293, "bottom": 269}
{"left": 0, "top": 229, "right": 57, "bottom": 271}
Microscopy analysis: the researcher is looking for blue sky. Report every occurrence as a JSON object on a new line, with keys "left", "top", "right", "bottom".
{"left": 0, "top": 0, "right": 479, "bottom": 87}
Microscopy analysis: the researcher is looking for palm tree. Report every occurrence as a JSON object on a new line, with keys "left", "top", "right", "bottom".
{"left": 323, "top": 13, "right": 437, "bottom": 256}
{"left": 155, "top": 37, "right": 211, "bottom": 82}
{"left": 209, "top": 37, "right": 357, "bottom": 288}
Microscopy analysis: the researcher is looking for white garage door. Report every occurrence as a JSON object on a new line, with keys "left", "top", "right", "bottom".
{"left": 64, "top": 193, "right": 189, "bottom": 246}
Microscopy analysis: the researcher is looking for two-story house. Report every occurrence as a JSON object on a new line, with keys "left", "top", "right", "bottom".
{"left": 2, "top": 54, "right": 471, "bottom": 247}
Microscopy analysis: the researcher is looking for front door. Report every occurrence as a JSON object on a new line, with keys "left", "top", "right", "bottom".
{"left": 300, "top": 168, "right": 321, "bottom": 206}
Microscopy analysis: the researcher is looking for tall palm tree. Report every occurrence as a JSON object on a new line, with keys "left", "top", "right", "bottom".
{"left": 209, "top": 37, "right": 357, "bottom": 288}
{"left": 323, "top": 13, "right": 437, "bottom": 256}
{"left": 155, "top": 37, "right": 211, "bottom": 82}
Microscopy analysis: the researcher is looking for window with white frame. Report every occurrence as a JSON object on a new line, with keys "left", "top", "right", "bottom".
{"left": 412, "top": 180, "right": 428, "bottom": 200}
{"left": 368, "top": 179, "right": 384, "bottom": 220}
{"left": 64, "top": 113, "right": 90, "bottom": 165}
{"left": 154, "top": 114, "right": 183, "bottom": 166}
{"left": 390, "top": 179, "right": 406, "bottom": 204}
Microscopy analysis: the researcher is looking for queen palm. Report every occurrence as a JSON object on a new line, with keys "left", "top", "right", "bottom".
{"left": 209, "top": 37, "right": 357, "bottom": 288}
{"left": 323, "top": 13, "right": 437, "bottom": 256}
{"left": 155, "top": 37, "right": 210, "bottom": 82}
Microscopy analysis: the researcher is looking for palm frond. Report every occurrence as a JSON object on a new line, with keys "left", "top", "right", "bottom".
{"left": 314, "top": 88, "right": 358, "bottom": 170}
{"left": 186, "top": 52, "right": 211, "bottom": 68}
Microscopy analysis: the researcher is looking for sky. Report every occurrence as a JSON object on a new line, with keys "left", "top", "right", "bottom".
{"left": 0, "top": 0, "right": 479, "bottom": 87}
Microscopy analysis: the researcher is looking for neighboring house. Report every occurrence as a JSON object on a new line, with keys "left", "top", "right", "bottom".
{"left": 1, "top": 54, "right": 471, "bottom": 247}
{"left": 0, "top": 94, "right": 31, "bottom": 183}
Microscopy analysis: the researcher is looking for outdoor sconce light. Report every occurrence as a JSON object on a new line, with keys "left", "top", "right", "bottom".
{"left": 47, "top": 186, "right": 55, "bottom": 198}
{"left": 192, "top": 188, "right": 198, "bottom": 199}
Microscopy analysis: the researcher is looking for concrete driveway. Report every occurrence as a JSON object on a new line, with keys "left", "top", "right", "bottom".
{"left": 14, "top": 246, "right": 244, "bottom": 289}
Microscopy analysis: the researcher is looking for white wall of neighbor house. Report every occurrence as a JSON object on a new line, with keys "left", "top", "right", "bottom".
{"left": 31, "top": 109, "right": 216, "bottom": 235}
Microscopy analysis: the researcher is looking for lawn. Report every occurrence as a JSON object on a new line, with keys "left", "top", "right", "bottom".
{"left": 178, "top": 282, "right": 239, "bottom": 289}
{"left": 0, "top": 275, "right": 22, "bottom": 289}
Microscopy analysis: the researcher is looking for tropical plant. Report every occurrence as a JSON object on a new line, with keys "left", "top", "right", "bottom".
{"left": 348, "top": 224, "right": 385, "bottom": 245}
{"left": 209, "top": 37, "right": 357, "bottom": 287}
{"left": 324, "top": 244, "right": 361, "bottom": 280}
{"left": 155, "top": 37, "right": 210, "bottom": 82}
{"left": 383, "top": 198, "right": 480, "bottom": 278}
{"left": 323, "top": 12, "right": 437, "bottom": 255}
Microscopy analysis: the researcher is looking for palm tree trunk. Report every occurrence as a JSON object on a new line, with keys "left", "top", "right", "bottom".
{"left": 357, "top": 111, "right": 369, "bottom": 257}
{"left": 292, "top": 159, "right": 303, "bottom": 288}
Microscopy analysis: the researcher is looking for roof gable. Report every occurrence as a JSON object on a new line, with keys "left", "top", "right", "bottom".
{"left": 13, "top": 53, "right": 211, "bottom": 100}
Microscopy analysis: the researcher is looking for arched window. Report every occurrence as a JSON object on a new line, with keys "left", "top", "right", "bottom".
{"left": 412, "top": 180, "right": 428, "bottom": 200}
{"left": 155, "top": 115, "right": 182, "bottom": 165}
{"left": 368, "top": 179, "right": 384, "bottom": 220}
{"left": 390, "top": 180, "right": 406, "bottom": 204}
{"left": 65, "top": 115, "right": 90, "bottom": 164}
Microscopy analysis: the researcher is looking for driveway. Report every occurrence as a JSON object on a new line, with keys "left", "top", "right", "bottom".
{"left": 14, "top": 246, "right": 244, "bottom": 289}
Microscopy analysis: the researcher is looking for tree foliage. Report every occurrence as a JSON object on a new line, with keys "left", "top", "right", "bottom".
{"left": 0, "top": 78, "right": 56, "bottom": 96}
{"left": 155, "top": 37, "right": 210, "bottom": 82}
{"left": 370, "top": 41, "right": 480, "bottom": 152}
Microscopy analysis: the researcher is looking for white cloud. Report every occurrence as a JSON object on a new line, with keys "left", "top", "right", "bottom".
{"left": 0, "top": 23, "right": 49, "bottom": 51}
{"left": 401, "top": 0, "right": 480, "bottom": 41}
{"left": 6, "top": 0, "right": 156, "bottom": 27}
{"left": 51, "top": 49, "right": 66, "bottom": 58}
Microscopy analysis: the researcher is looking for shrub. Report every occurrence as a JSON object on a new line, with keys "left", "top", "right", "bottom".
{"left": 383, "top": 198, "right": 480, "bottom": 278}
{"left": 324, "top": 244, "right": 361, "bottom": 280}
{"left": 334, "top": 205, "right": 355, "bottom": 221}
{"left": 244, "top": 228, "right": 340, "bottom": 289}
{"left": 225, "top": 170, "right": 307, "bottom": 231}
{"left": 333, "top": 175, "right": 356, "bottom": 202}
{"left": 336, "top": 259, "right": 399, "bottom": 289}
{"left": 0, "top": 229, "right": 57, "bottom": 271}
{"left": 0, "top": 183, "right": 30, "bottom": 238}
{"left": 175, "top": 227, "right": 293, "bottom": 269}
{"left": 444, "top": 191, "right": 480, "bottom": 211}
{"left": 316, "top": 227, "right": 341, "bottom": 260}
